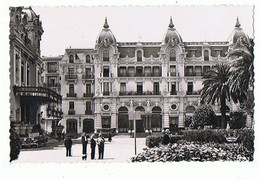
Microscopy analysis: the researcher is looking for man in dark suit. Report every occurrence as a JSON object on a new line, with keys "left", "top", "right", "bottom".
{"left": 90, "top": 134, "right": 96, "bottom": 160}
{"left": 81, "top": 133, "right": 89, "bottom": 160}
{"left": 64, "top": 136, "right": 73, "bottom": 157}
{"left": 97, "top": 134, "right": 105, "bottom": 159}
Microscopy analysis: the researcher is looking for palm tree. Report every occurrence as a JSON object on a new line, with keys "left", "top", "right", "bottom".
{"left": 228, "top": 38, "right": 254, "bottom": 104}
{"left": 200, "top": 63, "right": 231, "bottom": 129}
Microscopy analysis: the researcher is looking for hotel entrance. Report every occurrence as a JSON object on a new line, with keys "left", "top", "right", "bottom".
{"left": 118, "top": 107, "right": 129, "bottom": 133}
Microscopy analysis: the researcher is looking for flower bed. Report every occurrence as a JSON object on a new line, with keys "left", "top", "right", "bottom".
{"left": 131, "top": 140, "right": 253, "bottom": 162}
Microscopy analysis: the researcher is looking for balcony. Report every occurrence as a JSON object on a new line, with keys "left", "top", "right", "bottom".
{"left": 170, "top": 91, "right": 177, "bottom": 95}
{"left": 68, "top": 109, "right": 75, "bottom": 115}
{"left": 13, "top": 86, "right": 62, "bottom": 104}
{"left": 185, "top": 72, "right": 203, "bottom": 76}
{"left": 186, "top": 91, "right": 200, "bottom": 95}
{"left": 45, "top": 83, "right": 61, "bottom": 88}
{"left": 118, "top": 72, "right": 162, "bottom": 77}
{"left": 83, "top": 93, "right": 94, "bottom": 97}
{"left": 67, "top": 93, "right": 77, "bottom": 97}
{"left": 103, "top": 92, "right": 110, "bottom": 96}
{"left": 65, "top": 74, "right": 78, "bottom": 81}
{"left": 119, "top": 91, "right": 161, "bottom": 96}
{"left": 85, "top": 110, "right": 94, "bottom": 115}
{"left": 82, "top": 74, "right": 94, "bottom": 80}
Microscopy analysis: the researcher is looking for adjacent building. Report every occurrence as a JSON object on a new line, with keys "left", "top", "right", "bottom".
{"left": 9, "top": 7, "right": 62, "bottom": 136}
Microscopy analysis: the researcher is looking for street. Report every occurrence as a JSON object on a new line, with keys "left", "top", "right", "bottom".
{"left": 14, "top": 135, "right": 146, "bottom": 163}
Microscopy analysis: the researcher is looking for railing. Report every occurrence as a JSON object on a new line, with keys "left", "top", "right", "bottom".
{"left": 85, "top": 110, "right": 94, "bottom": 115}
{"left": 82, "top": 74, "right": 94, "bottom": 79}
{"left": 65, "top": 74, "right": 78, "bottom": 80}
{"left": 45, "top": 83, "right": 61, "bottom": 88}
{"left": 68, "top": 109, "right": 75, "bottom": 115}
{"left": 103, "top": 92, "right": 110, "bottom": 96}
{"left": 118, "top": 72, "right": 162, "bottom": 77}
{"left": 185, "top": 72, "right": 203, "bottom": 76}
{"left": 186, "top": 91, "right": 200, "bottom": 95}
{"left": 119, "top": 91, "right": 161, "bottom": 96}
{"left": 67, "top": 93, "right": 77, "bottom": 97}
{"left": 170, "top": 91, "right": 177, "bottom": 95}
{"left": 13, "top": 85, "right": 62, "bottom": 103}
{"left": 83, "top": 93, "right": 94, "bottom": 97}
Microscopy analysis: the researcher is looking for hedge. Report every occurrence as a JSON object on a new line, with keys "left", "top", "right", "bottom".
{"left": 145, "top": 129, "right": 254, "bottom": 151}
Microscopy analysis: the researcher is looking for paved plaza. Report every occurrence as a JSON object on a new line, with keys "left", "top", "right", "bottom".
{"left": 14, "top": 135, "right": 146, "bottom": 163}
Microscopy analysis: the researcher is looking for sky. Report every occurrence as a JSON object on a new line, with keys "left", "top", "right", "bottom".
{"left": 33, "top": 6, "right": 254, "bottom": 57}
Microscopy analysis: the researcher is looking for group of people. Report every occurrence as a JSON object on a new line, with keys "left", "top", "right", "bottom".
{"left": 64, "top": 132, "right": 112, "bottom": 160}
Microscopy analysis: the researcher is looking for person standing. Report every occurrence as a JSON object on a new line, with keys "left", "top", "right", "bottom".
{"left": 108, "top": 132, "right": 112, "bottom": 142}
{"left": 64, "top": 136, "right": 73, "bottom": 157}
{"left": 90, "top": 134, "right": 96, "bottom": 160}
{"left": 81, "top": 133, "right": 89, "bottom": 160}
{"left": 97, "top": 134, "right": 105, "bottom": 159}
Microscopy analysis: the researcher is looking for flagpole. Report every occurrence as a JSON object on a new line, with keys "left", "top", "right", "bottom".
{"left": 134, "top": 111, "right": 137, "bottom": 155}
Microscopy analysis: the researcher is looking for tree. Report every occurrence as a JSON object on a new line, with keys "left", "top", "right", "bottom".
{"left": 191, "top": 105, "right": 216, "bottom": 129}
{"left": 200, "top": 63, "right": 231, "bottom": 129}
{"left": 10, "top": 122, "right": 20, "bottom": 162}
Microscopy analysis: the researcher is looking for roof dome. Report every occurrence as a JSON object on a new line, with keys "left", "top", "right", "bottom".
{"left": 163, "top": 17, "right": 183, "bottom": 45}
{"left": 96, "top": 17, "right": 116, "bottom": 46}
{"left": 22, "top": 6, "right": 37, "bottom": 22}
{"left": 228, "top": 17, "right": 251, "bottom": 45}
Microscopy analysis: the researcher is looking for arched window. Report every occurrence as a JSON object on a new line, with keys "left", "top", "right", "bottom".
{"left": 69, "top": 55, "right": 74, "bottom": 63}
{"left": 186, "top": 106, "right": 195, "bottom": 114}
{"left": 204, "top": 50, "right": 209, "bottom": 61}
{"left": 103, "top": 50, "right": 109, "bottom": 61}
{"left": 137, "top": 51, "right": 142, "bottom": 62}
{"left": 170, "top": 49, "right": 176, "bottom": 61}
{"left": 86, "top": 55, "right": 91, "bottom": 63}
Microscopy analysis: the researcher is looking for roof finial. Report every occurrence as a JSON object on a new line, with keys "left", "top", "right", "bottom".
{"left": 169, "top": 16, "right": 174, "bottom": 28}
{"left": 103, "top": 17, "right": 109, "bottom": 29}
{"left": 235, "top": 17, "right": 241, "bottom": 28}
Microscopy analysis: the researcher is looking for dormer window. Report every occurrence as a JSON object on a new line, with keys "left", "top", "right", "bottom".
{"left": 137, "top": 51, "right": 142, "bottom": 62}
{"left": 69, "top": 55, "right": 74, "bottom": 63}
{"left": 86, "top": 55, "right": 91, "bottom": 63}
{"left": 170, "top": 49, "right": 176, "bottom": 61}
{"left": 103, "top": 50, "right": 109, "bottom": 61}
{"left": 204, "top": 50, "right": 209, "bottom": 61}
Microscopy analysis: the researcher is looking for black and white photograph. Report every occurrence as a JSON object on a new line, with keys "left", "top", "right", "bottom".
{"left": 1, "top": 1, "right": 260, "bottom": 180}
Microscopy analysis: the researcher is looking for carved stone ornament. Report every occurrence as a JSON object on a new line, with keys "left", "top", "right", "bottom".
{"left": 168, "top": 37, "right": 178, "bottom": 47}
{"left": 102, "top": 37, "right": 110, "bottom": 47}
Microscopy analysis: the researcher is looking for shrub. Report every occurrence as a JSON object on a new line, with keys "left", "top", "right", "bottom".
{"left": 229, "top": 111, "right": 247, "bottom": 129}
{"left": 185, "top": 116, "right": 192, "bottom": 128}
{"left": 10, "top": 123, "right": 20, "bottom": 162}
{"left": 146, "top": 135, "right": 162, "bottom": 148}
{"left": 191, "top": 105, "right": 216, "bottom": 129}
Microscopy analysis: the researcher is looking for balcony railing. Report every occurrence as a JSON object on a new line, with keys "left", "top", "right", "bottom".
{"left": 65, "top": 74, "right": 78, "bottom": 80}
{"left": 85, "top": 110, "right": 94, "bottom": 115}
{"left": 82, "top": 74, "right": 94, "bottom": 79}
{"left": 118, "top": 72, "right": 162, "bottom": 77}
{"left": 13, "top": 85, "right": 62, "bottom": 103}
{"left": 67, "top": 93, "right": 77, "bottom": 97}
{"left": 103, "top": 92, "right": 110, "bottom": 96}
{"left": 68, "top": 109, "right": 75, "bottom": 115}
{"left": 186, "top": 91, "right": 200, "bottom": 95}
{"left": 170, "top": 91, "right": 177, "bottom": 95}
{"left": 83, "top": 93, "right": 94, "bottom": 97}
{"left": 45, "top": 83, "right": 61, "bottom": 88}
{"left": 119, "top": 91, "right": 161, "bottom": 96}
{"left": 185, "top": 72, "right": 203, "bottom": 76}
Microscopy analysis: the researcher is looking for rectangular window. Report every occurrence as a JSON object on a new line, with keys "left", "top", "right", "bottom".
{"left": 27, "top": 64, "right": 30, "bottom": 86}
{"left": 86, "top": 84, "right": 91, "bottom": 94}
{"left": 153, "top": 82, "right": 160, "bottom": 95}
{"left": 128, "top": 67, "right": 135, "bottom": 77}
{"left": 185, "top": 66, "right": 194, "bottom": 76}
{"left": 169, "top": 117, "right": 179, "bottom": 131}
{"left": 187, "top": 82, "right": 193, "bottom": 94}
{"left": 144, "top": 67, "right": 151, "bottom": 76}
{"left": 86, "top": 101, "right": 92, "bottom": 114}
{"left": 203, "top": 66, "right": 210, "bottom": 75}
{"left": 103, "top": 82, "right": 109, "bottom": 95}
{"left": 171, "top": 82, "right": 177, "bottom": 95}
{"left": 69, "top": 101, "right": 74, "bottom": 110}
{"left": 120, "top": 83, "right": 126, "bottom": 93}
{"left": 136, "top": 67, "right": 143, "bottom": 76}
{"left": 170, "top": 66, "right": 176, "bottom": 76}
{"left": 195, "top": 66, "right": 202, "bottom": 76}
{"left": 137, "top": 82, "right": 143, "bottom": 95}
{"left": 21, "top": 62, "right": 24, "bottom": 84}
{"left": 48, "top": 78, "right": 56, "bottom": 87}
{"left": 103, "top": 67, "right": 109, "bottom": 77}
{"left": 119, "top": 67, "right": 126, "bottom": 76}
{"left": 153, "top": 67, "right": 160, "bottom": 76}
{"left": 102, "top": 116, "right": 111, "bottom": 128}
{"left": 69, "top": 84, "right": 74, "bottom": 94}
{"left": 85, "top": 68, "right": 91, "bottom": 76}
